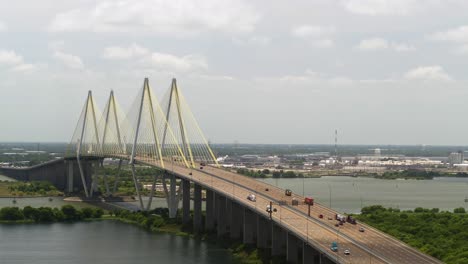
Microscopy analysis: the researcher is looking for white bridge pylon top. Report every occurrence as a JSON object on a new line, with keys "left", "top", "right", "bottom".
{"left": 66, "top": 78, "right": 219, "bottom": 169}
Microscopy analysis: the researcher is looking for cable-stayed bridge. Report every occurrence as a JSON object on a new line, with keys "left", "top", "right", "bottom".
{"left": 3, "top": 78, "right": 443, "bottom": 264}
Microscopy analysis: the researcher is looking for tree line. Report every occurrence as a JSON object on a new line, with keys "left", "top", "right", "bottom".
{"left": 356, "top": 205, "right": 468, "bottom": 264}
{"left": 0, "top": 205, "right": 103, "bottom": 222}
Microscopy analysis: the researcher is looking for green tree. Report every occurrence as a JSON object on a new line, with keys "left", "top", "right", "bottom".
{"left": 61, "top": 205, "right": 81, "bottom": 221}
{"left": 0, "top": 207, "right": 24, "bottom": 221}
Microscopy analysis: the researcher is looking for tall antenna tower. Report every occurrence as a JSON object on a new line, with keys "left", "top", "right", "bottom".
{"left": 334, "top": 129, "right": 338, "bottom": 158}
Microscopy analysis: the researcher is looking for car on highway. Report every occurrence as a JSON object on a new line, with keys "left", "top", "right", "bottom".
{"left": 344, "top": 249, "right": 350, "bottom": 255}
{"left": 330, "top": 241, "right": 338, "bottom": 252}
{"left": 359, "top": 227, "right": 365, "bottom": 232}
{"left": 247, "top": 194, "right": 256, "bottom": 202}
{"left": 292, "top": 198, "right": 299, "bottom": 206}
{"left": 304, "top": 196, "right": 314, "bottom": 205}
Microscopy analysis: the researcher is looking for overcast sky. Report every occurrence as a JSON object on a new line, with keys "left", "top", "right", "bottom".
{"left": 1, "top": 0, "right": 468, "bottom": 145}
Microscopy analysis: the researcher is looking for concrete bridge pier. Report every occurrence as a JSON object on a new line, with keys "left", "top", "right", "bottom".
{"left": 302, "top": 243, "right": 321, "bottom": 264}
{"left": 257, "top": 215, "right": 271, "bottom": 249}
{"left": 193, "top": 184, "right": 202, "bottom": 232}
{"left": 243, "top": 208, "right": 257, "bottom": 244}
{"left": 182, "top": 179, "right": 191, "bottom": 224}
{"left": 225, "top": 198, "right": 233, "bottom": 234}
{"left": 287, "top": 232, "right": 302, "bottom": 264}
{"left": 216, "top": 194, "right": 228, "bottom": 236}
{"left": 66, "top": 160, "right": 74, "bottom": 193}
{"left": 272, "top": 223, "right": 287, "bottom": 257}
{"left": 205, "top": 189, "right": 215, "bottom": 231}
{"left": 89, "top": 160, "right": 100, "bottom": 196}
{"left": 230, "top": 201, "right": 243, "bottom": 239}
{"left": 162, "top": 173, "right": 180, "bottom": 217}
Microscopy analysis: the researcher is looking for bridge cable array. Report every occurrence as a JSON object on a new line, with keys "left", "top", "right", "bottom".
{"left": 65, "top": 78, "right": 219, "bottom": 198}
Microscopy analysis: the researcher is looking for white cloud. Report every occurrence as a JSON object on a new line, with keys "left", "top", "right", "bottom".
{"left": 292, "top": 25, "right": 336, "bottom": 48}
{"left": 357, "top": 38, "right": 389, "bottom": 50}
{"left": 48, "top": 0, "right": 259, "bottom": 35}
{"left": 404, "top": 65, "right": 452, "bottom": 81}
{"left": 431, "top": 25, "right": 468, "bottom": 43}
{"left": 430, "top": 25, "right": 468, "bottom": 54}
{"left": 11, "top": 64, "right": 36, "bottom": 72}
{"left": 0, "top": 50, "right": 37, "bottom": 72}
{"left": 342, "top": 0, "right": 418, "bottom": 16}
{"left": 102, "top": 44, "right": 208, "bottom": 73}
{"left": 0, "top": 50, "right": 24, "bottom": 65}
{"left": 53, "top": 51, "right": 84, "bottom": 69}
{"left": 357, "top": 38, "right": 415, "bottom": 51}
{"left": 103, "top": 44, "right": 149, "bottom": 60}
{"left": 0, "top": 21, "right": 6, "bottom": 32}
{"left": 144, "top": 53, "right": 207, "bottom": 73}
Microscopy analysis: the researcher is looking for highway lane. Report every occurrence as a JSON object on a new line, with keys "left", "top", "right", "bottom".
{"left": 154, "top": 161, "right": 387, "bottom": 264}
{"left": 199, "top": 165, "right": 442, "bottom": 264}
{"left": 128, "top": 157, "right": 441, "bottom": 264}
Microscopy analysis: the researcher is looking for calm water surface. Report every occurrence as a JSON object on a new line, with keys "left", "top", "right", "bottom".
{"left": 0, "top": 221, "right": 233, "bottom": 264}
{"left": 259, "top": 176, "right": 468, "bottom": 213}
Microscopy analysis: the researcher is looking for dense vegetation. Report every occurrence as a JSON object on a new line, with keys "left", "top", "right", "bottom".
{"left": 7, "top": 181, "right": 62, "bottom": 196}
{"left": 0, "top": 180, "right": 63, "bottom": 197}
{"left": 355, "top": 205, "right": 468, "bottom": 264}
{"left": 0, "top": 205, "right": 103, "bottom": 222}
{"left": 377, "top": 170, "right": 468, "bottom": 180}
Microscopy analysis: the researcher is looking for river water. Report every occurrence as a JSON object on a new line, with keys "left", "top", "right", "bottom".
{"left": 259, "top": 176, "right": 468, "bottom": 213}
{"left": 0, "top": 221, "right": 233, "bottom": 264}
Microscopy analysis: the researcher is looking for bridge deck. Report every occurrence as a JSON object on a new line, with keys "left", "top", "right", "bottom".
{"left": 134, "top": 158, "right": 441, "bottom": 264}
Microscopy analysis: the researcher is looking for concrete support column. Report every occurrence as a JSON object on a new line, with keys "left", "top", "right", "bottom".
{"left": 91, "top": 161, "right": 99, "bottom": 193}
{"left": 67, "top": 161, "right": 74, "bottom": 193}
{"left": 226, "top": 198, "right": 232, "bottom": 234}
{"left": 303, "top": 243, "right": 320, "bottom": 264}
{"left": 320, "top": 254, "right": 336, "bottom": 264}
{"left": 168, "top": 174, "right": 178, "bottom": 218}
{"left": 205, "top": 189, "right": 215, "bottom": 231}
{"left": 243, "top": 208, "right": 257, "bottom": 244}
{"left": 216, "top": 194, "right": 228, "bottom": 236}
{"left": 287, "top": 232, "right": 299, "bottom": 263}
{"left": 230, "top": 201, "right": 243, "bottom": 239}
{"left": 257, "top": 215, "right": 271, "bottom": 249}
{"left": 193, "top": 184, "right": 202, "bottom": 232}
{"left": 272, "top": 223, "right": 287, "bottom": 256}
{"left": 182, "top": 179, "right": 191, "bottom": 224}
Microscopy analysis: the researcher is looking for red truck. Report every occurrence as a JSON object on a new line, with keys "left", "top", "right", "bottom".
{"left": 304, "top": 197, "right": 314, "bottom": 205}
